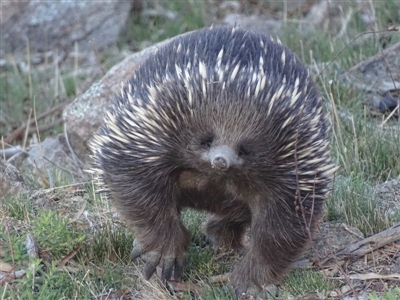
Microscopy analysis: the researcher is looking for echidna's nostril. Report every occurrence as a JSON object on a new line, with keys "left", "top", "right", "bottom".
{"left": 212, "top": 156, "right": 229, "bottom": 170}
{"left": 208, "top": 145, "right": 237, "bottom": 170}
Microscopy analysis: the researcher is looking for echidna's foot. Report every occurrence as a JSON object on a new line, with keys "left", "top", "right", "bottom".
{"left": 130, "top": 238, "right": 187, "bottom": 281}
{"left": 203, "top": 234, "right": 215, "bottom": 247}
{"left": 230, "top": 249, "right": 284, "bottom": 298}
{"left": 204, "top": 233, "right": 239, "bottom": 255}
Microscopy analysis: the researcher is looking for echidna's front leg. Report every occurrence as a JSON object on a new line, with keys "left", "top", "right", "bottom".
{"left": 129, "top": 220, "right": 190, "bottom": 281}
{"left": 114, "top": 189, "right": 190, "bottom": 281}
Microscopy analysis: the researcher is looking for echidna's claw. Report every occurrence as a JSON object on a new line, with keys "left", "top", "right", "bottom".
{"left": 130, "top": 239, "right": 143, "bottom": 260}
{"left": 172, "top": 256, "right": 185, "bottom": 281}
{"left": 130, "top": 239, "right": 186, "bottom": 281}
{"left": 161, "top": 256, "right": 175, "bottom": 280}
{"left": 142, "top": 250, "right": 160, "bottom": 279}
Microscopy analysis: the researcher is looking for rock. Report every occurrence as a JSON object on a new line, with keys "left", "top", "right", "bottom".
{"left": 389, "top": 255, "right": 400, "bottom": 274}
{"left": 63, "top": 37, "right": 177, "bottom": 162}
{"left": 220, "top": 14, "right": 282, "bottom": 37}
{"left": 342, "top": 42, "right": 400, "bottom": 117}
{"left": 265, "top": 0, "right": 313, "bottom": 15}
{"left": 303, "top": 0, "right": 344, "bottom": 35}
{"left": 370, "top": 93, "right": 399, "bottom": 117}
{"left": 344, "top": 42, "right": 400, "bottom": 94}
{"left": 314, "top": 222, "right": 364, "bottom": 258}
{"left": 0, "top": 146, "right": 22, "bottom": 159}
{"left": 217, "top": 1, "right": 241, "bottom": 15}
{"left": 0, "top": 158, "right": 29, "bottom": 198}
{"left": 0, "top": 0, "right": 132, "bottom": 61}
{"left": 8, "top": 134, "right": 84, "bottom": 183}
{"left": 374, "top": 178, "right": 400, "bottom": 218}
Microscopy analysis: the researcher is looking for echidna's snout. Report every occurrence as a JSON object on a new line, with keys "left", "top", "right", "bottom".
{"left": 209, "top": 146, "right": 238, "bottom": 170}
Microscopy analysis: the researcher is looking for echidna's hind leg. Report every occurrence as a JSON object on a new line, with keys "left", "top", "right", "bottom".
{"left": 205, "top": 216, "right": 248, "bottom": 253}
{"left": 204, "top": 204, "right": 251, "bottom": 253}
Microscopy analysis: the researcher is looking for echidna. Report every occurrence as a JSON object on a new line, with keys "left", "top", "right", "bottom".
{"left": 90, "top": 26, "right": 336, "bottom": 292}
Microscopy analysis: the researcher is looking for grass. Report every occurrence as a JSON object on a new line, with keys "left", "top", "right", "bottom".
{"left": 0, "top": 185, "right": 138, "bottom": 299}
{"left": 326, "top": 174, "right": 395, "bottom": 236}
{"left": 369, "top": 287, "right": 400, "bottom": 300}
{"left": 119, "top": 0, "right": 206, "bottom": 50}
{"left": 1, "top": 0, "right": 400, "bottom": 299}
{"left": 282, "top": 269, "right": 335, "bottom": 298}
{"left": 0, "top": 64, "right": 75, "bottom": 142}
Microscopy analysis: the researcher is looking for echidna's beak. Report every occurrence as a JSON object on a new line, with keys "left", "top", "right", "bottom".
{"left": 209, "top": 146, "right": 237, "bottom": 171}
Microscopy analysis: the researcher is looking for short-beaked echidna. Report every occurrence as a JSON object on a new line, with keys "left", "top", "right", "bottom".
{"left": 90, "top": 26, "right": 336, "bottom": 291}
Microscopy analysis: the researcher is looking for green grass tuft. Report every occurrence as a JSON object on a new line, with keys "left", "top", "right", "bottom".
{"left": 326, "top": 175, "right": 395, "bottom": 235}
{"left": 119, "top": 0, "right": 205, "bottom": 49}
{"left": 368, "top": 287, "right": 400, "bottom": 300}
{"left": 78, "top": 222, "right": 133, "bottom": 265}
{"left": 283, "top": 269, "right": 334, "bottom": 297}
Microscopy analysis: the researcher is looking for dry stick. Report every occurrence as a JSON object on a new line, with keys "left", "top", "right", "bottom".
{"left": 22, "top": 109, "right": 32, "bottom": 150}
{"left": 28, "top": 181, "right": 87, "bottom": 194}
{"left": 27, "top": 119, "right": 63, "bottom": 135}
{"left": 74, "top": 41, "right": 79, "bottom": 95}
{"left": 26, "top": 37, "right": 33, "bottom": 101}
{"left": 381, "top": 104, "right": 400, "bottom": 125}
{"left": 378, "top": 41, "right": 400, "bottom": 125}
{"left": 63, "top": 123, "right": 85, "bottom": 178}
{"left": 282, "top": 0, "right": 287, "bottom": 25}
{"left": 4, "top": 223, "right": 15, "bottom": 280}
{"left": 368, "top": 0, "right": 378, "bottom": 33}
{"left": 43, "top": 155, "right": 75, "bottom": 177}
{"left": 336, "top": 222, "right": 400, "bottom": 257}
{"left": 209, "top": 273, "right": 230, "bottom": 284}
{"left": 333, "top": 7, "right": 353, "bottom": 41}
{"left": 32, "top": 96, "right": 40, "bottom": 144}
{"left": 1, "top": 136, "right": 5, "bottom": 161}
{"left": 0, "top": 146, "right": 22, "bottom": 159}
{"left": 318, "top": 28, "right": 399, "bottom": 77}
{"left": 4, "top": 100, "right": 68, "bottom": 144}
{"left": 91, "top": 40, "right": 106, "bottom": 75}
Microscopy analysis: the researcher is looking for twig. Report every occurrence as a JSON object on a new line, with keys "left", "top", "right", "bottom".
{"left": 332, "top": 272, "right": 400, "bottom": 281}
{"left": 22, "top": 109, "right": 32, "bottom": 150}
{"left": 63, "top": 123, "right": 85, "bottom": 178}
{"left": 337, "top": 222, "right": 400, "bottom": 257}
{"left": 333, "top": 7, "right": 353, "bottom": 40}
{"left": 209, "top": 273, "right": 230, "bottom": 284}
{"left": 43, "top": 155, "right": 75, "bottom": 177}
{"left": 27, "top": 119, "right": 63, "bottom": 135}
{"left": 0, "top": 146, "right": 22, "bottom": 159}
{"left": 319, "top": 27, "right": 399, "bottom": 76}
{"left": 4, "top": 100, "right": 68, "bottom": 143}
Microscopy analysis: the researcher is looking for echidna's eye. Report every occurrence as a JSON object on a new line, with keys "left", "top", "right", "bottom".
{"left": 238, "top": 145, "right": 250, "bottom": 157}
{"left": 200, "top": 137, "right": 213, "bottom": 148}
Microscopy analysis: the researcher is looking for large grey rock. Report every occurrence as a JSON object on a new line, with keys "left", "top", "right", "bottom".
{"left": 0, "top": 0, "right": 132, "bottom": 60}
{"left": 62, "top": 37, "right": 176, "bottom": 162}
